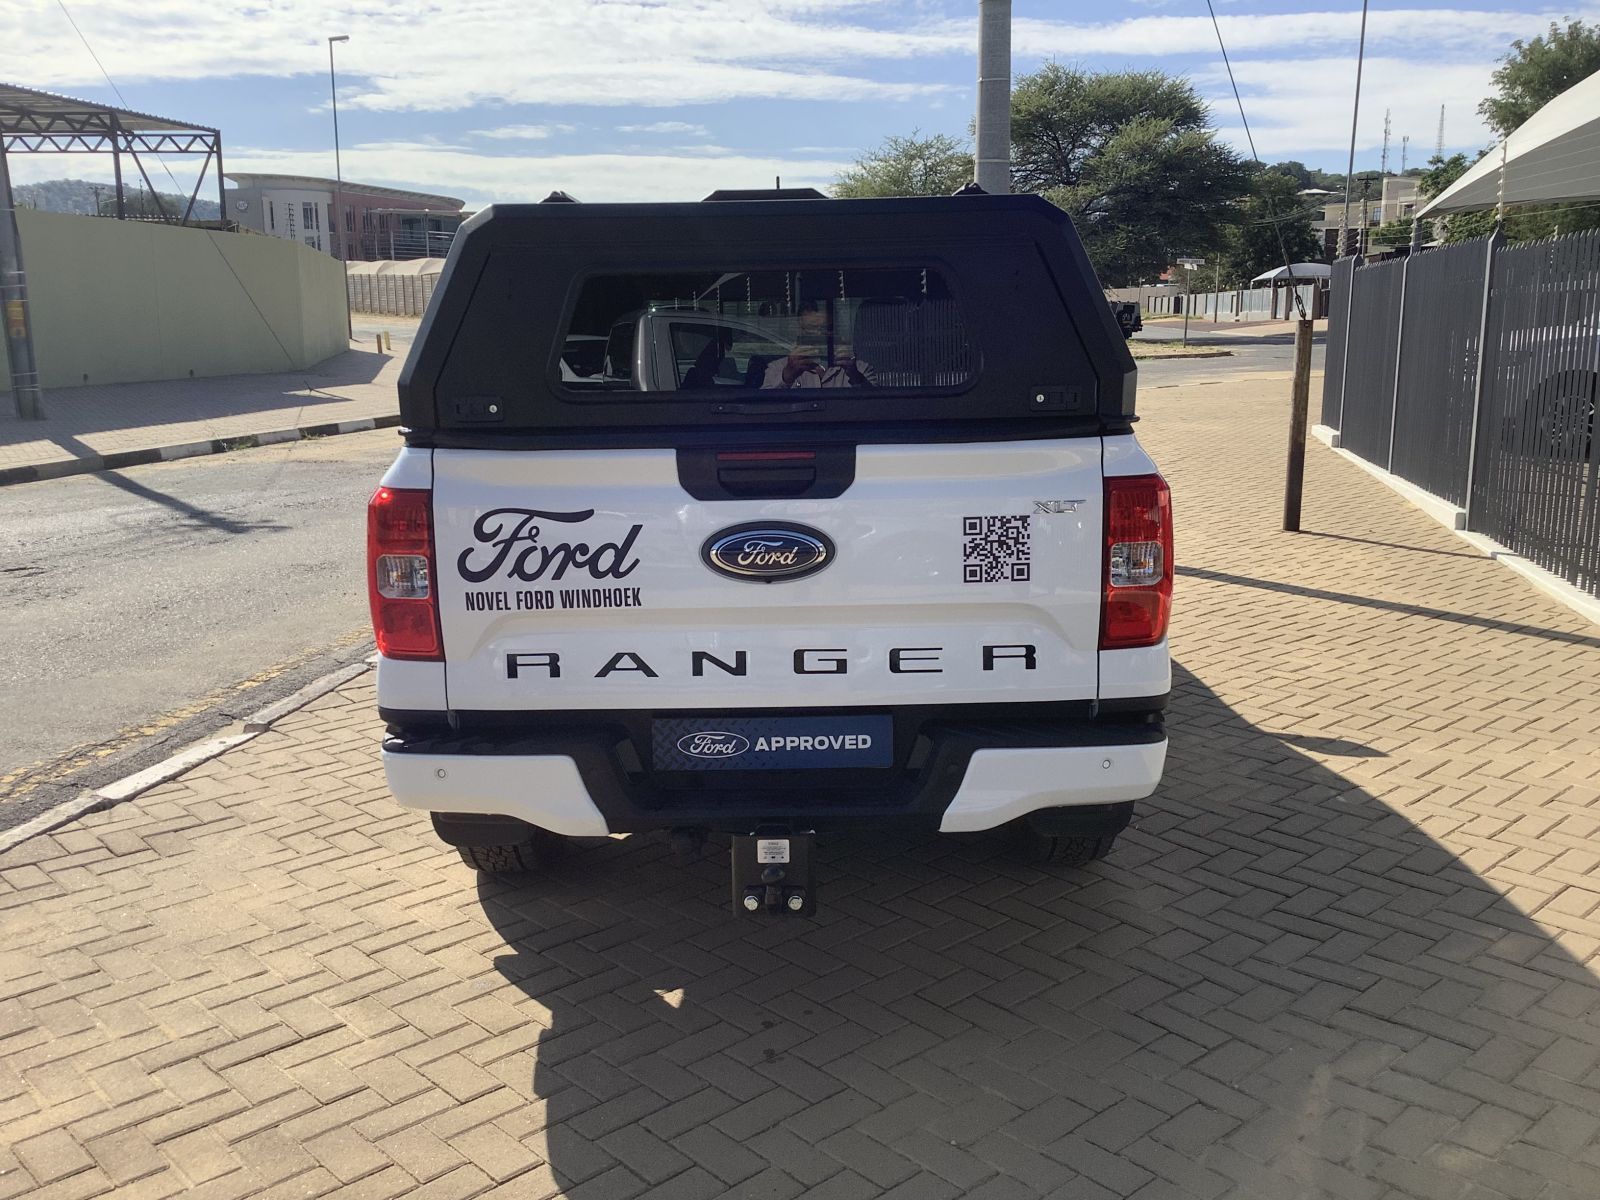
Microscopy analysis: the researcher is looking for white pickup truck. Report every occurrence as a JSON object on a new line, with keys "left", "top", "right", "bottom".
{"left": 368, "top": 189, "right": 1171, "bottom": 915}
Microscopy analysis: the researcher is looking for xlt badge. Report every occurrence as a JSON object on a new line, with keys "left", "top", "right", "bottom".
{"left": 702, "top": 522, "right": 834, "bottom": 583}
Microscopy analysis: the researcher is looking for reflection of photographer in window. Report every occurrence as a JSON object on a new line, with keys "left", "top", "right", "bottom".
{"left": 762, "top": 301, "right": 875, "bottom": 389}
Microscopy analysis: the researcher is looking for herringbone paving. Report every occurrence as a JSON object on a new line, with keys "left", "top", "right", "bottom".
{"left": 3, "top": 373, "right": 1598, "bottom": 1199}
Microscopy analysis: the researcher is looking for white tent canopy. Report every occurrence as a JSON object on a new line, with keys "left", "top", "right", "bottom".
{"left": 1251, "top": 263, "right": 1331, "bottom": 283}
{"left": 1418, "top": 70, "right": 1600, "bottom": 216}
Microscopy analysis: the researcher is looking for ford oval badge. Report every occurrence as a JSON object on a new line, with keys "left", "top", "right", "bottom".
{"left": 702, "top": 522, "right": 834, "bottom": 583}
{"left": 676, "top": 731, "right": 751, "bottom": 759}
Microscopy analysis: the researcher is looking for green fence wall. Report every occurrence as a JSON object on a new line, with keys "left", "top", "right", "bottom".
{"left": 1, "top": 209, "right": 346, "bottom": 393}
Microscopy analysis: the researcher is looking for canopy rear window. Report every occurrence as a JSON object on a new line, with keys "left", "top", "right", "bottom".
{"left": 562, "top": 267, "right": 976, "bottom": 395}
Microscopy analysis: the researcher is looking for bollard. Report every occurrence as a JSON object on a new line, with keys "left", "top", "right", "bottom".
{"left": 1282, "top": 319, "right": 1314, "bottom": 531}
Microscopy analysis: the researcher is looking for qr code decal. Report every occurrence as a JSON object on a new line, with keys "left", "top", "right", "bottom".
{"left": 962, "top": 515, "right": 1031, "bottom": 583}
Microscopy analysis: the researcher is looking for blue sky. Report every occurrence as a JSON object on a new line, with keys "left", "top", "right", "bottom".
{"left": 6, "top": 0, "right": 1596, "bottom": 205}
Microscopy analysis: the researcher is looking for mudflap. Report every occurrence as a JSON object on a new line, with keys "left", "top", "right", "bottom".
{"left": 732, "top": 828, "right": 817, "bottom": 917}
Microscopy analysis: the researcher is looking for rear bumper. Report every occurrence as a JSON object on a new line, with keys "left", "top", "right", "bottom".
{"left": 381, "top": 702, "right": 1166, "bottom": 835}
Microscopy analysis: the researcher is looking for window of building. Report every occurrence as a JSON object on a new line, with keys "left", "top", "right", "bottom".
{"left": 302, "top": 202, "right": 319, "bottom": 231}
{"left": 267, "top": 199, "right": 275, "bottom": 232}
{"left": 345, "top": 208, "right": 355, "bottom": 232}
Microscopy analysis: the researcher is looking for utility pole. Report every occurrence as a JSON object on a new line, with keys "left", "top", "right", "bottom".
{"left": 974, "top": 0, "right": 1011, "bottom": 194}
{"left": 1338, "top": 0, "right": 1370, "bottom": 258}
{"left": 328, "top": 34, "right": 352, "bottom": 336}
{"left": 89, "top": 183, "right": 105, "bottom": 216}
{"left": 0, "top": 141, "right": 44, "bottom": 419}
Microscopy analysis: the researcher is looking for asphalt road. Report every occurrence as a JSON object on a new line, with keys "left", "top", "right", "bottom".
{"left": 1135, "top": 331, "right": 1320, "bottom": 387}
{"left": 0, "top": 429, "right": 401, "bottom": 823}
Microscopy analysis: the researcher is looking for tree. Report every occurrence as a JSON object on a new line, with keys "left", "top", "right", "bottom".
{"left": 833, "top": 132, "right": 973, "bottom": 199}
{"left": 1368, "top": 216, "right": 1414, "bottom": 251}
{"left": 1008, "top": 65, "right": 1253, "bottom": 284}
{"left": 1480, "top": 20, "right": 1600, "bottom": 137}
{"left": 1212, "top": 169, "right": 1324, "bottom": 285}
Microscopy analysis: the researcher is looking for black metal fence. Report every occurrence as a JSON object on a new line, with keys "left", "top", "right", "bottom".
{"left": 1321, "top": 228, "right": 1600, "bottom": 598}
{"left": 1319, "top": 257, "right": 1355, "bottom": 427}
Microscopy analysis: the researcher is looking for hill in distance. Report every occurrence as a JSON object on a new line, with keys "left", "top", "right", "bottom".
{"left": 13, "top": 177, "right": 222, "bottom": 221}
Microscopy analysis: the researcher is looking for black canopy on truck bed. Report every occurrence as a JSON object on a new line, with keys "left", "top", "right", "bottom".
{"left": 398, "top": 192, "right": 1137, "bottom": 447}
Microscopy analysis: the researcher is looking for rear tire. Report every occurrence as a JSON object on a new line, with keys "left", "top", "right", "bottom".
{"left": 455, "top": 828, "right": 567, "bottom": 874}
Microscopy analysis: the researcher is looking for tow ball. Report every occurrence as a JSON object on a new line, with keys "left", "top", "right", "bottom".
{"left": 732, "top": 828, "right": 816, "bottom": 916}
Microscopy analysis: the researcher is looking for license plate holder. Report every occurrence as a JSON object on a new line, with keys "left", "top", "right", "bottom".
{"left": 652, "top": 715, "right": 892, "bottom": 771}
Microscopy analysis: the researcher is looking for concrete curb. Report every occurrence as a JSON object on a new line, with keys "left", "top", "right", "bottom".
{"left": 1129, "top": 348, "right": 1234, "bottom": 361}
{"left": 242, "top": 661, "right": 371, "bottom": 732}
{"left": 0, "top": 661, "right": 374, "bottom": 855}
{"left": 0, "top": 413, "right": 402, "bottom": 488}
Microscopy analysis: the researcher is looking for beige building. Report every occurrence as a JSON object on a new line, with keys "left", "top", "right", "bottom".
{"left": 1313, "top": 176, "right": 1423, "bottom": 255}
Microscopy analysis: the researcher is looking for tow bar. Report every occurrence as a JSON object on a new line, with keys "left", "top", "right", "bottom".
{"left": 732, "top": 828, "right": 816, "bottom": 916}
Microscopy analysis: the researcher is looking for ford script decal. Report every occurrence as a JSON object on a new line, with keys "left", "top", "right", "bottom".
{"left": 702, "top": 522, "right": 834, "bottom": 583}
{"left": 676, "top": 731, "right": 751, "bottom": 759}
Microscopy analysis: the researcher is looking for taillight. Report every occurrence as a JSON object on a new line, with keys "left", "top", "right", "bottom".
{"left": 367, "top": 486, "right": 443, "bottom": 661}
{"left": 1101, "top": 473, "right": 1173, "bottom": 650}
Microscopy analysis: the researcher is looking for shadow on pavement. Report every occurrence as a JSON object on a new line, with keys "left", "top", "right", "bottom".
{"left": 474, "top": 662, "right": 1600, "bottom": 1199}
{"left": 0, "top": 347, "right": 395, "bottom": 449}
{"left": 1178, "top": 564, "right": 1600, "bottom": 650}
{"left": 1296, "top": 530, "right": 1485, "bottom": 561}
{"left": 87, "top": 466, "right": 290, "bottom": 537}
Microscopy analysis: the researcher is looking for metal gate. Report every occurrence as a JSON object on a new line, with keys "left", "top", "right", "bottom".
{"left": 1322, "top": 228, "right": 1600, "bottom": 598}
{"left": 1470, "top": 231, "right": 1600, "bottom": 593}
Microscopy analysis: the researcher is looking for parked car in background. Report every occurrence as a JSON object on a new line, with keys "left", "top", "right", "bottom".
{"left": 1109, "top": 300, "right": 1142, "bottom": 339}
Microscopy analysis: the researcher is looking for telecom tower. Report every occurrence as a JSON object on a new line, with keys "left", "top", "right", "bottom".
{"left": 1436, "top": 106, "right": 1445, "bottom": 158}
{"left": 1381, "top": 109, "right": 1392, "bottom": 175}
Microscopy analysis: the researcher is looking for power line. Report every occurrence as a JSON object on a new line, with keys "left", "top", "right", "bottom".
{"left": 51, "top": 0, "right": 301, "bottom": 370}
{"left": 54, "top": 0, "right": 127, "bottom": 106}
{"left": 1204, "top": 0, "right": 1308, "bottom": 317}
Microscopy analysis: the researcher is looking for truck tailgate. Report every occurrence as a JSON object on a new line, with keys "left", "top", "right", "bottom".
{"left": 431, "top": 440, "right": 1103, "bottom": 711}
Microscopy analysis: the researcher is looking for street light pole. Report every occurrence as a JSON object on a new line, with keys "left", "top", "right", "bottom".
{"left": 328, "top": 34, "right": 351, "bottom": 337}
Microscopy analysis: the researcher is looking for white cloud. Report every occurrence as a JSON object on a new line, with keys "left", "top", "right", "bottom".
{"left": 471, "top": 124, "right": 572, "bottom": 140}
{"left": 1, "top": 1, "right": 962, "bottom": 110}
{"left": 227, "top": 143, "right": 851, "bottom": 204}
{"left": 1012, "top": 8, "right": 1600, "bottom": 59}
{"left": 1200, "top": 57, "right": 1496, "bottom": 158}
{"left": 618, "top": 121, "right": 711, "bottom": 137}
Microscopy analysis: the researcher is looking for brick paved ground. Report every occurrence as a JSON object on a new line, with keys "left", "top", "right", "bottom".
{"left": 3, "top": 372, "right": 1599, "bottom": 1199}
{"left": 0, "top": 348, "right": 399, "bottom": 473}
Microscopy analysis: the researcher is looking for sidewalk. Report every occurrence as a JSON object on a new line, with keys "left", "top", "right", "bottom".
{"left": 0, "top": 346, "right": 402, "bottom": 485}
{"left": 3, "top": 372, "right": 1599, "bottom": 1199}
{"left": 1135, "top": 317, "right": 1328, "bottom": 343}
